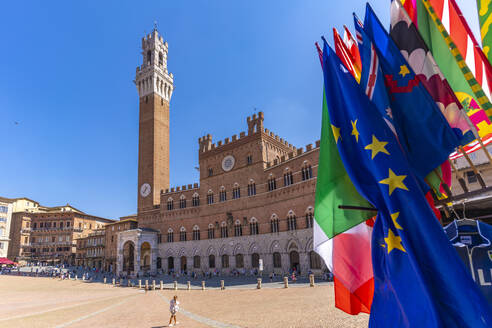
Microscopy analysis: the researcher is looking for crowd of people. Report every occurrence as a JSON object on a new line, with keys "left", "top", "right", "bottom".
{"left": 1, "top": 262, "right": 334, "bottom": 285}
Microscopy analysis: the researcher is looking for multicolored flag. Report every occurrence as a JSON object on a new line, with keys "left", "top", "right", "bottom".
{"left": 390, "top": 0, "right": 475, "bottom": 145}
{"left": 355, "top": 10, "right": 448, "bottom": 203}
{"left": 477, "top": 0, "right": 492, "bottom": 65}
{"left": 361, "top": 4, "right": 462, "bottom": 184}
{"left": 322, "top": 35, "right": 492, "bottom": 327}
{"left": 333, "top": 28, "right": 361, "bottom": 82}
{"left": 416, "top": 0, "right": 492, "bottom": 131}
{"left": 430, "top": 0, "right": 492, "bottom": 101}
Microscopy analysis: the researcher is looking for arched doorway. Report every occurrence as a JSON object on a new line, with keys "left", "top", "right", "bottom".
{"left": 180, "top": 256, "right": 187, "bottom": 272}
{"left": 156, "top": 257, "right": 162, "bottom": 269}
{"left": 252, "top": 253, "right": 260, "bottom": 268}
{"left": 168, "top": 257, "right": 174, "bottom": 272}
{"left": 209, "top": 254, "right": 215, "bottom": 268}
{"left": 123, "top": 241, "right": 135, "bottom": 274}
{"left": 140, "top": 242, "right": 151, "bottom": 273}
{"left": 290, "top": 251, "right": 300, "bottom": 273}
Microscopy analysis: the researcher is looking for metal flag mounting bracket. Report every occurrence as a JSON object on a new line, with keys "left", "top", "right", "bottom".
{"left": 338, "top": 205, "right": 378, "bottom": 212}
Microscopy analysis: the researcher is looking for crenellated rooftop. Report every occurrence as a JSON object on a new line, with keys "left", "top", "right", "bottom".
{"left": 198, "top": 111, "right": 297, "bottom": 154}
{"left": 162, "top": 183, "right": 199, "bottom": 195}
{"left": 265, "top": 140, "right": 320, "bottom": 169}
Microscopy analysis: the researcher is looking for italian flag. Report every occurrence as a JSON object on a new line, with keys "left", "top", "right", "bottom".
{"left": 314, "top": 89, "right": 374, "bottom": 315}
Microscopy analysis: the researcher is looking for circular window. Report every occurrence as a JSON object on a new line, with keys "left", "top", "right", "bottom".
{"left": 222, "top": 155, "right": 235, "bottom": 172}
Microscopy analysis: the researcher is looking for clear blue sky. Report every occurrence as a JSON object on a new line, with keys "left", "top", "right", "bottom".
{"left": 0, "top": 1, "right": 479, "bottom": 219}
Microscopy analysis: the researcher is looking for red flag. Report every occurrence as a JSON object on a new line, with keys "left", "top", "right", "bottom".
{"left": 333, "top": 28, "right": 361, "bottom": 82}
{"left": 343, "top": 25, "right": 362, "bottom": 72}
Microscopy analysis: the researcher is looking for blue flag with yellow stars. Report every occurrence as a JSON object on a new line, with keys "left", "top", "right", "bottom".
{"left": 360, "top": 4, "right": 462, "bottom": 182}
{"left": 321, "top": 41, "right": 492, "bottom": 327}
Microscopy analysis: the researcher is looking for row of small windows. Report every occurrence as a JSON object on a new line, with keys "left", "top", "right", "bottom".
{"left": 165, "top": 165, "right": 313, "bottom": 211}
{"left": 31, "top": 235, "right": 71, "bottom": 243}
{"left": 164, "top": 213, "right": 313, "bottom": 242}
{"left": 164, "top": 251, "right": 322, "bottom": 270}
{"left": 32, "top": 221, "right": 72, "bottom": 229}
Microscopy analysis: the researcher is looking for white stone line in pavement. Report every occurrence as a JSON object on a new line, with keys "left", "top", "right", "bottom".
{"left": 0, "top": 294, "right": 128, "bottom": 322}
{"left": 157, "top": 293, "right": 242, "bottom": 328}
{"left": 53, "top": 295, "right": 137, "bottom": 328}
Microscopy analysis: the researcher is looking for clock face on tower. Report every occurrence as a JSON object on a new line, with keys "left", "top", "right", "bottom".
{"left": 140, "top": 183, "right": 151, "bottom": 197}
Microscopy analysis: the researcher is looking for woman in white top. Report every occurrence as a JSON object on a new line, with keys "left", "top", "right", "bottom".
{"left": 168, "top": 295, "right": 179, "bottom": 327}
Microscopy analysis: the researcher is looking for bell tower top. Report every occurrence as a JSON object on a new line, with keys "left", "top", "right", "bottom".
{"left": 135, "top": 27, "right": 174, "bottom": 101}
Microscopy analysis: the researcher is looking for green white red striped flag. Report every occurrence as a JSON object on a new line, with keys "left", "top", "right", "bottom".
{"left": 314, "top": 41, "right": 374, "bottom": 313}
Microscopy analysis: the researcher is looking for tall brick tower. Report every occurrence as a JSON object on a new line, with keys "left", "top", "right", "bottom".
{"left": 135, "top": 28, "right": 173, "bottom": 211}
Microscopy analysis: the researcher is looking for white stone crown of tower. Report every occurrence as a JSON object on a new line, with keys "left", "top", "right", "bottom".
{"left": 135, "top": 28, "right": 174, "bottom": 101}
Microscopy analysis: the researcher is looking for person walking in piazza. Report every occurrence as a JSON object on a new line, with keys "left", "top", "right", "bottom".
{"left": 168, "top": 295, "right": 179, "bottom": 327}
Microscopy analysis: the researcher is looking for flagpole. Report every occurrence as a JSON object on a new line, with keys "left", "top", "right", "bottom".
{"left": 338, "top": 205, "right": 377, "bottom": 212}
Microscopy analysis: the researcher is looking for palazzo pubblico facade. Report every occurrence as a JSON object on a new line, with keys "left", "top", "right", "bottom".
{"left": 116, "top": 28, "right": 326, "bottom": 277}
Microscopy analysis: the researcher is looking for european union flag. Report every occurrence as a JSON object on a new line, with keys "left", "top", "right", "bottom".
{"left": 360, "top": 4, "right": 462, "bottom": 182}
{"left": 322, "top": 41, "right": 492, "bottom": 327}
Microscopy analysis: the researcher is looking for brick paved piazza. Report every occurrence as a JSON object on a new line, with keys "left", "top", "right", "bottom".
{"left": 0, "top": 276, "right": 368, "bottom": 328}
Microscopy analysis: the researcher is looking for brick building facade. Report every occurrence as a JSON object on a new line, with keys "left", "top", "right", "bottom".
{"left": 75, "top": 229, "right": 105, "bottom": 268}
{"left": 7, "top": 199, "right": 113, "bottom": 265}
{"left": 116, "top": 29, "right": 326, "bottom": 277}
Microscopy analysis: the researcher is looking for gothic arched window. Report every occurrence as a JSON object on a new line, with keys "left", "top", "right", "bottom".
{"left": 179, "top": 227, "right": 187, "bottom": 242}
{"left": 305, "top": 208, "right": 314, "bottom": 229}
{"left": 273, "top": 252, "right": 282, "bottom": 268}
{"left": 287, "top": 211, "right": 297, "bottom": 231}
{"left": 192, "top": 193, "right": 200, "bottom": 207}
{"left": 248, "top": 179, "right": 256, "bottom": 196}
{"left": 268, "top": 175, "right": 277, "bottom": 191}
{"left": 284, "top": 169, "right": 294, "bottom": 186}
{"left": 302, "top": 162, "right": 313, "bottom": 181}
{"left": 207, "top": 190, "right": 214, "bottom": 205}
{"left": 219, "top": 186, "right": 227, "bottom": 202}
{"left": 235, "top": 254, "right": 244, "bottom": 268}
{"left": 208, "top": 223, "right": 215, "bottom": 239}
{"left": 222, "top": 254, "right": 229, "bottom": 268}
{"left": 209, "top": 254, "right": 216, "bottom": 268}
{"left": 234, "top": 220, "right": 243, "bottom": 237}
{"left": 232, "top": 183, "right": 240, "bottom": 199}
{"left": 167, "top": 228, "right": 174, "bottom": 243}
{"left": 271, "top": 214, "right": 280, "bottom": 233}
{"left": 220, "top": 221, "right": 228, "bottom": 238}
{"left": 179, "top": 195, "right": 186, "bottom": 209}
{"left": 192, "top": 225, "right": 200, "bottom": 241}
{"left": 167, "top": 198, "right": 174, "bottom": 211}
{"left": 249, "top": 217, "right": 259, "bottom": 235}
{"left": 194, "top": 255, "right": 200, "bottom": 269}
